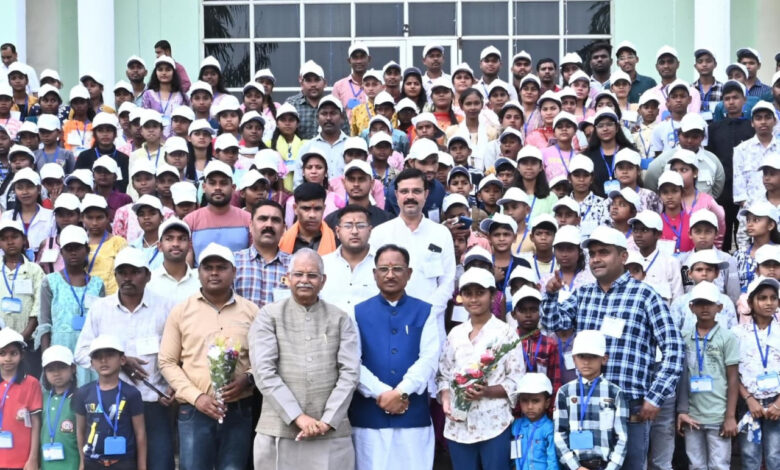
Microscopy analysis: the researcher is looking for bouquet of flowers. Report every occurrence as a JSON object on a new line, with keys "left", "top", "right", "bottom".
{"left": 450, "top": 337, "right": 520, "bottom": 421}
{"left": 207, "top": 336, "right": 241, "bottom": 423}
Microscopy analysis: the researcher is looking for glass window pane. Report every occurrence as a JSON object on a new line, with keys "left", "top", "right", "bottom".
{"left": 305, "top": 4, "right": 350, "bottom": 37}
{"left": 254, "top": 5, "right": 299, "bottom": 38}
{"left": 203, "top": 5, "right": 249, "bottom": 39}
{"left": 204, "top": 43, "right": 249, "bottom": 88}
{"left": 461, "top": 40, "right": 509, "bottom": 73}
{"left": 462, "top": 2, "right": 508, "bottom": 36}
{"left": 512, "top": 39, "right": 558, "bottom": 68}
{"left": 306, "top": 41, "right": 351, "bottom": 85}
{"left": 365, "top": 47, "right": 402, "bottom": 71}
{"left": 411, "top": 45, "right": 455, "bottom": 74}
{"left": 255, "top": 42, "right": 300, "bottom": 90}
{"left": 356, "top": 3, "right": 403, "bottom": 37}
{"left": 565, "top": 38, "right": 607, "bottom": 67}
{"left": 409, "top": 3, "right": 456, "bottom": 36}
{"left": 565, "top": 1, "right": 610, "bottom": 34}
{"left": 514, "top": 2, "right": 558, "bottom": 35}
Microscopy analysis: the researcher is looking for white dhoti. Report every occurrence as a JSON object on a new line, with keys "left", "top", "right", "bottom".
{"left": 253, "top": 434, "right": 355, "bottom": 470}
{"left": 352, "top": 426, "right": 434, "bottom": 470}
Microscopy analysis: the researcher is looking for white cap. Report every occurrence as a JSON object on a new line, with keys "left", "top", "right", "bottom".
{"left": 658, "top": 170, "right": 684, "bottom": 188}
{"left": 690, "top": 209, "right": 719, "bottom": 230}
{"left": 159, "top": 217, "right": 191, "bottom": 239}
{"left": 614, "top": 148, "right": 641, "bottom": 167}
{"left": 560, "top": 52, "right": 582, "bottom": 66}
{"left": 254, "top": 68, "right": 275, "bottom": 82}
{"left": 499, "top": 127, "right": 524, "bottom": 143}
{"left": 512, "top": 50, "right": 532, "bottom": 63}
{"left": 549, "top": 174, "right": 569, "bottom": 189}
{"left": 408, "top": 138, "right": 439, "bottom": 161}
{"left": 739, "top": 200, "right": 780, "bottom": 222}
{"left": 79, "top": 71, "right": 104, "bottom": 86}
{"left": 628, "top": 210, "right": 663, "bottom": 231}
{"left": 593, "top": 107, "right": 619, "bottom": 124}
{"left": 139, "top": 109, "right": 162, "bottom": 127}
{"left": 572, "top": 330, "right": 606, "bottom": 356}
{"left": 42, "top": 345, "right": 74, "bottom": 367}
{"left": 422, "top": 44, "right": 444, "bottom": 58}
{"left": 531, "top": 214, "right": 558, "bottom": 231}
{"left": 198, "top": 242, "right": 236, "bottom": 267}
{"left": 581, "top": 226, "right": 628, "bottom": 250}
{"left": 239, "top": 110, "right": 265, "bottom": 130}
{"left": 411, "top": 111, "right": 440, "bottom": 128}
{"left": 442, "top": 193, "right": 470, "bottom": 213}
{"left": 8, "top": 144, "right": 34, "bottom": 161}
{"left": 480, "top": 45, "right": 502, "bottom": 61}
{"left": 381, "top": 61, "right": 401, "bottom": 74}
{"left": 128, "top": 107, "right": 144, "bottom": 123}
{"left": 452, "top": 62, "right": 475, "bottom": 77}
{"left": 615, "top": 41, "right": 637, "bottom": 56}
{"left": 487, "top": 79, "right": 511, "bottom": 96}
{"left": 477, "top": 174, "right": 503, "bottom": 192}
{"left": 199, "top": 56, "right": 222, "bottom": 73}
{"left": 569, "top": 154, "right": 594, "bottom": 173}
{"left": 726, "top": 62, "right": 749, "bottom": 79}
{"left": 463, "top": 246, "right": 493, "bottom": 266}
{"left": 92, "top": 156, "right": 120, "bottom": 177}
{"left": 497, "top": 187, "right": 530, "bottom": 206}
{"left": 625, "top": 250, "right": 646, "bottom": 269}
{"left": 53, "top": 193, "right": 80, "bottom": 212}
{"left": 129, "top": 159, "right": 156, "bottom": 179}
{"left": 537, "top": 89, "right": 561, "bottom": 105}
{"left": 299, "top": 60, "right": 325, "bottom": 79}
{"left": 368, "top": 115, "right": 393, "bottom": 132}
{"left": 114, "top": 246, "right": 148, "bottom": 270}
{"left": 772, "top": 70, "right": 780, "bottom": 86}
{"left": 686, "top": 249, "right": 728, "bottom": 270}
{"left": 242, "top": 81, "right": 265, "bottom": 96}
{"left": 511, "top": 286, "right": 543, "bottom": 306}
{"left": 369, "top": 131, "right": 393, "bottom": 147}
{"left": 479, "top": 214, "right": 518, "bottom": 234}
{"left": 40, "top": 163, "right": 65, "bottom": 181}
{"left": 722, "top": 80, "right": 747, "bottom": 96}
{"left": 58, "top": 225, "right": 89, "bottom": 247}
{"left": 344, "top": 136, "right": 368, "bottom": 154}
{"left": 438, "top": 152, "right": 454, "bottom": 168}
{"left": 188, "top": 119, "right": 216, "bottom": 136}
{"left": 395, "top": 98, "right": 419, "bottom": 114}
{"left": 638, "top": 89, "right": 662, "bottom": 107}
{"left": 568, "top": 70, "right": 590, "bottom": 84}
{"left": 11, "top": 167, "right": 40, "bottom": 186}
{"left": 553, "top": 196, "right": 580, "bottom": 215}
{"left": 64, "top": 169, "right": 93, "bottom": 188}
{"left": 39, "top": 69, "right": 62, "bottom": 82}
{"left": 80, "top": 193, "right": 107, "bottom": 212}
{"left": 276, "top": 102, "right": 299, "bottom": 119}
{"left": 430, "top": 76, "right": 454, "bottom": 93}
{"left": 348, "top": 42, "right": 370, "bottom": 57}
{"left": 171, "top": 105, "right": 195, "bottom": 122}
{"left": 0, "top": 328, "right": 25, "bottom": 350}
{"left": 203, "top": 160, "right": 234, "bottom": 180}
{"left": 363, "top": 69, "right": 383, "bottom": 84}
{"left": 656, "top": 45, "right": 679, "bottom": 61}
{"left": 752, "top": 101, "right": 777, "bottom": 117}
{"left": 0, "top": 219, "right": 24, "bottom": 235}
{"left": 89, "top": 334, "right": 124, "bottom": 355}
{"left": 458, "top": 267, "right": 495, "bottom": 290}
{"left": 214, "top": 133, "right": 239, "bottom": 151}
{"left": 37, "top": 114, "right": 61, "bottom": 132}
{"left": 679, "top": 113, "right": 707, "bottom": 133}
{"left": 317, "top": 95, "right": 343, "bottom": 112}
{"left": 343, "top": 160, "right": 372, "bottom": 177}
{"left": 509, "top": 265, "right": 539, "bottom": 285}
{"left": 553, "top": 225, "right": 582, "bottom": 246}
{"left": 608, "top": 187, "right": 641, "bottom": 210}
{"left": 667, "top": 79, "right": 690, "bottom": 96}
{"left": 254, "top": 149, "right": 282, "bottom": 173}
{"left": 494, "top": 157, "right": 517, "bottom": 170}
{"left": 212, "top": 95, "right": 241, "bottom": 116}
{"left": 126, "top": 55, "right": 147, "bottom": 68}
{"left": 0, "top": 83, "right": 12, "bottom": 99}
{"left": 689, "top": 281, "right": 723, "bottom": 304}
{"left": 553, "top": 111, "right": 577, "bottom": 128}
{"left": 519, "top": 74, "right": 541, "bottom": 90}
{"left": 447, "top": 166, "right": 471, "bottom": 184}
{"left": 188, "top": 80, "right": 213, "bottom": 98}
{"left": 171, "top": 182, "right": 198, "bottom": 205}
{"left": 759, "top": 154, "right": 780, "bottom": 171}
{"left": 747, "top": 276, "right": 780, "bottom": 298}
{"left": 37, "top": 84, "right": 60, "bottom": 102}
{"left": 756, "top": 244, "right": 780, "bottom": 265}
{"left": 557, "top": 87, "right": 577, "bottom": 101}
{"left": 132, "top": 194, "right": 164, "bottom": 214}
{"left": 608, "top": 70, "right": 631, "bottom": 86}
{"left": 668, "top": 148, "right": 698, "bottom": 168}
{"left": 517, "top": 372, "right": 553, "bottom": 395}
{"left": 164, "top": 136, "right": 189, "bottom": 155}
{"left": 113, "top": 80, "right": 133, "bottom": 94}
{"left": 93, "top": 112, "right": 119, "bottom": 130}
{"left": 237, "top": 169, "right": 269, "bottom": 191}
{"left": 736, "top": 47, "right": 762, "bottom": 63}
{"left": 374, "top": 91, "right": 395, "bottom": 107}
{"left": 18, "top": 121, "right": 38, "bottom": 135}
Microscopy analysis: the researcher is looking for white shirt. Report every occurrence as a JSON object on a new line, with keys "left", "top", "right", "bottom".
{"left": 650, "top": 119, "right": 681, "bottom": 154}
{"left": 320, "top": 247, "right": 378, "bottom": 317}
{"left": 74, "top": 290, "right": 177, "bottom": 402}
{"left": 294, "top": 132, "right": 349, "bottom": 186}
{"left": 1, "top": 205, "right": 56, "bottom": 256}
{"left": 733, "top": 135, "right": 780, "bottom": 204}
{"left": 636, "top": 247, "right": 683, "bottom": 303}
{"left": 148, "top": 264, "right": 202, "bottom": 304}
{"left": 0, "top": 61, "right": 39, "bottom": 93}
{"left": 422, "top": 72, "right": 452, "bottom": 101}
{"left": 475, "top": 77, "right": 519, "bottom": 102}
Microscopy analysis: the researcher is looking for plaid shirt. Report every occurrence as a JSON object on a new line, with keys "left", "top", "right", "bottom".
{"left": 541, "top": 272, "right": 684, "bottom": 406}
{"left": 733, "top": 247, "right": 758, "bottom": 293}
{"left": 692, "top": 79, "right": 724, "bottom": 110}
{"left": 553, "top": 376, "right": 629, "bottom": 470}
{"left": 233, "top": 246, "right": 292, "bottom": 309}
{"left": 284, "top": 93, "right": 350, "bottom": 140}
{"left": 514, "top": 329, "right": 561, "bottom": 416}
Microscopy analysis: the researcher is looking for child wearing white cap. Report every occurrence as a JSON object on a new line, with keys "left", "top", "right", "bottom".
{"left": 510, "top": 373, "right": 557, "bottom": 469}
{"left": 129, "top": 110, "right": 164, "bottom": 173}
{"left": 112, "top": 161, "right": 175, "bottom": 243}
{"left": 348, "top": 70, "right": 384, "bottom": 137}
{"left": 675, "top": 281, "right": 740, "bottom": 470}
{"left": 735, "top": 244, "right": 780, "bottom": 324}
{"left": 613, "top": 148, "right": 663, "bottom": 213}
{"left": 606, "top": 187, "right": 639, "bottom": 247}
{"left": 735, "top": 153, "right": 780, "bottom": 250}
{"left": 35, "top": 193, "right": 81, "bottom": 274}
{"left": 630, "top": 90, "right": 660, "bottom": 162}
{"left": 128, "top": 195, "right": 165, "bottom": 270}
{"left": 628, "top": 210, "right": 684, "bottom": 303}
{"left": 540, "top": 111, "right": 580, "bottom": 182}
{"left": 520, "top": 215, "right": 558, "bottom": 281}
{"left": 1, "top": 167, "right": 57, "bottom": 259}
{"left": 82, "top": 194, "right": 129, "bottom": 294}
{"left": 35, "top": 115, "right": 76, "bottom": 173}
{"left": 567, "top": 155, "right": 609, "bottom": 239}
{"left": 658, "top": 171, "right": 694, "bottom": 253}
{"left": 553, "top": 330, "right": 628, "bottom": 470}
{"left": 0, "top": 219, "right": 45, "bottom": 339}
{"left": 732, "top": 201, "right": 780, "bottom": 293}
{"left": 40, "top": 345, "right": 79, "bottom": 470}
{"left": 671, "top": 250, "right": 737, "bottom": 332}
{"left": 539, "top": 225, "right": 595, "bottom": 300}
{"left": 92, "top": 157, "right": 132, "bottom": 222}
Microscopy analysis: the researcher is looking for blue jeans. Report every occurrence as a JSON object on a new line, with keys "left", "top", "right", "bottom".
{"left": 446, "top": 425, "right": 511, "bottom": 470}
{"left": 739, "top": 399, "right": 780, "bottom": 470}
{"left": 178, "top": 398, "right": 253, "bottom": 470}
{"left": 623, "top": 399, "right": 651, "bottom": 470}
{"left": 145, "top": 402, "right": 175, "bottom": 470}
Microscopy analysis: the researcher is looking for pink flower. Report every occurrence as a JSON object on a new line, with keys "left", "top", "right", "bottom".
{"left": 466, "top": 368, "right": 484, "bottom": 379}
{"left": 480, "top": 351, "right": 495, "bottom": 365}
{"left": 454, "top": 373, "right": 468, "bottom": 385}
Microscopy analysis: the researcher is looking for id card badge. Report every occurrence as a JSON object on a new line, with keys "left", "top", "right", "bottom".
{"left": 622, "top": 110, "right": 638, "bottom": 125}
{"left": 40, "top": 248, "right": 60, "bottom": 264}
{"left": 510, "top": 437, "right": 522, "bottom": 460}
{"left": 42, "top": 442, "right": 65, "bottom": 461}
{"left": 641, "top": 158, "right": 654, "bottom": 170}
{"left": 1, "top": 297, "right": 22, "bottom": 314}
{"left": 600, "top": 316, "right": 626, "bottom": 338}
{"left": 136, "top": 336, "right": 159, "bottom": 356}
{"left": 558, "top": 288, "right": 572, "bottom": 302}
{"left": 569, "top": 430, "right": 594, "bottom": 450}
{"left": 14, "top": 279, "right": 33, "bottom": 295}
{"left": 71, "top": 315, "right": 85, "bottom": 331}
{"left": 657, "top": 240, "right": 676, "bottom": 257}
{"left": 701, "top": 111, "right": 713, "bottom": 121}
{"left": 756, "top": 372, "right": 780, "bottom": 392}
{"left": 451, "top": 306, "right": 469, "bottom": 323}
{"left": 272, "top": 288, "right": 291, "bottom": 302}
{"left": 66, "top": 131, "right": 83, "bottom": 147}
{"left": 103, "top": 436, "right": 126, "bottom": 455}
{"left": 24, "top": 249, "right": 34, "bottom": 262}
{"left": 603, "top": 179, "right": 620, "bottom": 195}
{"left": 346, "top": 98, "right": 360, "bottom": 110}
{"left": 0, "top": 430, "right": 12, "bottom": 448}
{"left": 161, "top": 116, "right": 171, "bottom": 127}
{"left": 690, "top": 375, "right": 714, "bottom": 393}
{"left": 427, "top": 209, "right": 440, "bottom": 223}
{"left": 564, "top": 352, "right": 575, "bottom": 370}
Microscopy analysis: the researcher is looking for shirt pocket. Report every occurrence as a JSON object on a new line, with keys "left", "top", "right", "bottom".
{"left": 421, "top": 251, "right": 444, "bottom": 278}
{"left": 599, "top": 398, "right": 616, "bottom": 427}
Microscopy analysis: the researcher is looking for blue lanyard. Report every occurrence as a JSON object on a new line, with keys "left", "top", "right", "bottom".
{"left": 63, "top": 268, "right": 89, "bottom": 317}
{"left": 496, "top": 257, "right": 514, "bottom": 292}
{"left": 682, "top": 190, "right": 699, "bottom": 216}
{"left": 745, "top": 244, "right": 756, "bottom": 289}
{"left": 149, "top": 247, "right": 160, "bottom": 265}
{"left": 0, "top": 380, "right": 14, "bottom": 428}
{"left": 515, "top": 420, "right": 542, "bottom": 470}
{"left": 694, "top": 329, "right": 710, "bottom": 376}
{"left": 558, "top": 269, "right": 580, "bottom": 291}
{"left": 645, "top": 251, "right": 661, "bottom": 272}
{"left": 577, "top": 376, "right": 600, "bottom": 430}
{"left": 515, "top": 226, "right": 529, "bottom": 256}
{"left": 522, "top": 333, "right": 544, "bottom": 372}
{"left": 156, "top": 91, "right": 171, "bottom": 116}
{"left": 347, "top": 80, "right": 364, "bottom": 99}
{"left": 146, "top": 147, "right": 161, "bottom": 166}
{"left": 20, "top": 206, "right": 40, "bottom": 237}
{"left": 2, "top": 262, "right": 21, "bottom": 297}
{"left": 523, "top": 110, "right": 537, "bottom": 136}
{"left": 87, "top": 231, "right": 108, "bottom": 275}
{"left": 637, "top": 131, "right": 652, "bottom": 158}
{"left": 95, "top": 381, "right": 122, "bottom": 436}
{"left": 41, "top": 147, "right": 60, "bottom": 164}
{"left": 661, "top": 213, "right": 682, "bottom": 252}
{"left": 753, "top": 322, "right": 772, "bottom": 371}
{"left": 599, "top": 147, "right": 614, "bottom": 180}
{"left": 556, "top": 145, "right": 573, "bottom": 175}
{"left": 525, "top": 196, "right": 537, "bottom": 224}
{"left": 625, "top": 227, "right": 633, "bottom": 239}
{"left": 75, "top": 121, "right": 90, "bottom": 146}
{"left": 557, "top": 336, "right": 574, "bottom": 371}
{"left": 46, "top": 389, "right": 69, "bottom": 443}
{"left": 697, "top": 82, "right": 713, "bottom": 110}
{"left": 533, "top": 255, "right": 554, "bottom": 280}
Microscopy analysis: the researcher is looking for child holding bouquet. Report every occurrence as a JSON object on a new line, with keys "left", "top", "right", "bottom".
{"left": 437, "top": 267, "right": 525, "bottom": 470}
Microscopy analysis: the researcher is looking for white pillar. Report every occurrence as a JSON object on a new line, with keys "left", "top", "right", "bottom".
{"left": 77, "top": 0, "right": 114, "bottom": 107}
{"left": 694, "top": 0, "right": 730, "bottom": 82}
{"left": 0, "top": 0, "right": 27, "bottom": 61}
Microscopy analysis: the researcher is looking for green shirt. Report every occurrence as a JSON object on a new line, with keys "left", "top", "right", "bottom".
{"left": 683, "top": 323, "right": 740, "bottom": 424}
{"left": 40, "top": 390, "right": 79, "bottom": 470}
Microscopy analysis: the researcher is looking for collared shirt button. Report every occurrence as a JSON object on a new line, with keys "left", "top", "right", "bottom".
{"left": 391, "top": 328, "right": 398, "bottom": 334}
{"left": 305, "top": 335, "right": 311, "bottom": 341}
{"left": 391, "top": 348, "right": 398, "bottom": 354}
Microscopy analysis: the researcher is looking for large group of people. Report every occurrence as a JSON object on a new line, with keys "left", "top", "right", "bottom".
{"left": 0, "top": 35, "right": 776, "bottom": 470}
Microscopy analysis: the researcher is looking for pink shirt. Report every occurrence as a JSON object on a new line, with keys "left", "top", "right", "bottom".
{"left": 284, "top": 191, "right": 344, "bottom": 228}
{"left": 542, "top": 145, "right": 576, "bottom": 181}
{"left": 329, "top": 175, "right": 386, "bottom": 210}
{"left": 331, "top": 75, "right": 367, "bottom": 120}
{"left": 685, "top": 191, "right": 726, "bottom": 249}
{"left": 112, "top": 203, "right": 175, "bottom": 241}
{"left": 652, "top": 84, "right": 702, "bottom": 124}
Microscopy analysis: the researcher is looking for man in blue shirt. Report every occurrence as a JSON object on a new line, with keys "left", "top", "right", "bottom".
{"left": 384, "top": 139, "right": 445, "bottom": 220}
{"left": 737, "top": 47, "right": 773, "bottom": 99}
{"left": 615, "top": 41, "right": 657, "bottom": 104}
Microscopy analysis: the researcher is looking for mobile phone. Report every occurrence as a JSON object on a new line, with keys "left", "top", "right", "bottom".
{"left": 458, "top": 216, "right": 473, "bottom": 228}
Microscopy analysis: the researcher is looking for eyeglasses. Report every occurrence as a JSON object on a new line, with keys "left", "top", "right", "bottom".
{"left": 375, "top": 266, "right": 408, "bottom": 275}
{"left": 289, "top": 272, "right": 321, "bottom": 280}
{"left": 340, "top": 223, "right": 370, "bottom": 231}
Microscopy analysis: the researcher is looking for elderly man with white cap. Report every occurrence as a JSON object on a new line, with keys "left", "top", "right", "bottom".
{"left": 74, "top": 246, "right": 178, "bottom": 470}
{"left": 159, "top": 242, "right": 259, "bottom": 470}
{"left": 541, "top": 225, "right": 683, "bottom": 470}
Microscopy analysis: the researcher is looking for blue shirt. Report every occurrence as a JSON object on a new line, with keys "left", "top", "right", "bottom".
{"left": 384, "top": 178, "right": 446, "bottom": 218}
{"left": 511, "top": 415, "right": 557, "bottom": 470}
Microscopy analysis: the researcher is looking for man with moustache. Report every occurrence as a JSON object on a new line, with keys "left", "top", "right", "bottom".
{"left": 183, "top": 160, "right": 251, "bottom": 262}
{"left": 149, "top": 217, "right": 201, "bottom": 303}
{"left": 295, "top": 97, "right": 350, "bottom": 185}
{"left": 383, "top": 139, "right": 446, "bottom": 219}
{"left": 234, "top": 200, "right": 292, "bottom": 309}
{"left": 126, "top": 55, "right": 148, "bottom": 106}
{"left": 250, "top": 248, "right": 360, "bottom": 470}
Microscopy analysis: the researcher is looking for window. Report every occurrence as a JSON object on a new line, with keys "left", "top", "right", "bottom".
{"left": 202, "top": 0, "right": 611, "bottom": 99}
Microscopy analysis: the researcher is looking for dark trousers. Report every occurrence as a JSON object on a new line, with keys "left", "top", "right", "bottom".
{"left": 84, "top": 459, "right": 137, "bottom": 470}
{"left": 144, "top": 402, "right": 175, "bottom": 470}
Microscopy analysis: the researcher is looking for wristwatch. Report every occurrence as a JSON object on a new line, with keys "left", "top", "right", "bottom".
{"left": 400, "top": 392, "right": 409, "bottom": 401}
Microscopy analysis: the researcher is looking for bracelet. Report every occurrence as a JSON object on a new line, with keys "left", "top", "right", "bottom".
{"left": 772, "top": 403, "right": 780, "bottom": 411}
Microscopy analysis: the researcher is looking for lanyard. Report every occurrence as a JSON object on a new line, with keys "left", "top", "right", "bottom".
{"left": 46, "top": 389, "right": 69, "bottom": 443}
{"left": 156, "top": 91, "right": 171, "bottom": 116}
{"left": 75, "top": 121, "right": 90, "bottom": 146}
{"left": 523, "top": 110, "right": 537, "bottom": 136}
{"left": 515, "top": 226, "right": 529, "bottom": 256}
{"left": 149, "top": 247, "right": 160, "bottom": 265}
{"left": 364, "top": 102, "right": 373, "bottom": 119}
{"left": 522, "top": 333, "right": 543, "bottom": 372}
{"left": 556, "top": 145, "right": 573, "bottom": 175}
{"left": 662, "top": 213, "right": 682, "bottom": 252}
{"left": 525, "top": 196, "right": 537, "bottom": 224}
{"left": 682, "top": 190, "right": 699, "bottom": 216}
{"left": 63, "top": 268, "right": 89, "bottom": 317}
{"left": 697, "top": 82, "right": 713, "bottom": 110}
{"left": 637, "top": 131, "right": 652, "bottom": 158}
{"left": 753, "top": 322, "right": 772, "bottom": 371}
{"left": 515, "top": 420, "right": 542, "bottom": 470}
{"left": 347, "top": 80, "right": 364, "bottom": 99}
{"left": 41, "top": 147, "right": 60, "bottom": 164}
{"left": 746, "top": 244, "right": 756, "bottom": 288}
{"left": 2, "top": 262, "right": 21, "bottom": 297}
{"left": 0, "top": 380, "right": 14, "bottom": 428}
{"left": 577, "top": 376, "right": 600, "bottom": 431}
{"left": 87, "top": 231, "right": 108, "bottom": 275}
{"left": 558, "top": 269, "right": 580, "bottom": 291}
{"left": 645, "top": 251, "right": 661, "bottom": 272}
{"left": 146, "top": 147, "right": 161, "bottom": 166}
{"left": 20, "top": 206, "right": 40, "bottom": 237}
{"left": 95, "top": 381, "right": 122, "bottom": 436}
{"left": 599, "top": 147, "right": 615, "bottom": 180}
{"left": 694, "top": 329, "right": 710, "bottom": 376}
{"left": 557, "top": 336, "right": 574, "bottom": 371}
{"left": 533, "top": 255, "right": 555, "bottom": 280}
{"left": 494, "top": 256, "right": 515, "bottom": 292}
{"left": 625, "top": 227, "right": 633, "bottom": 239}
